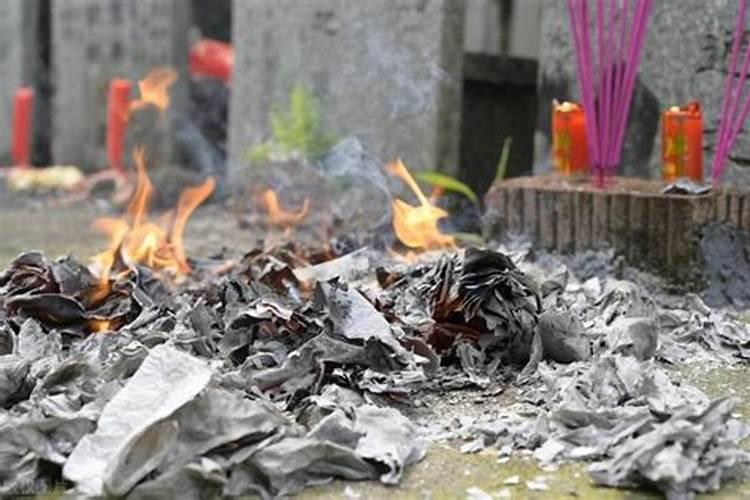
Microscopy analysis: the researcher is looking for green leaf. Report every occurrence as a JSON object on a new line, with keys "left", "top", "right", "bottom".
{"left": 450, "top": 231, "right": 486, "bottom": 246}
{"left": 494, "top": 136, "right": 514, "bottom": 183}
{"left": 246, "top": 142, "right": 274, "bottom": 163}
{"left": 415, "top": 171, "right": 479, "bottom": 204}
{"left": 268, "top": 84, "right": 336, "bottom": 157}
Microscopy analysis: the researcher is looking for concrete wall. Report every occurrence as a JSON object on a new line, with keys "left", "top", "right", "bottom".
{"left": 229, "top": 0, "right": 466, "bottom": 184}
{"left": 464, "top": 0, "right": 542, "bottom": 58}
{"left": 51, "top": 0, "right": 190, "bottom": 170}
{"left": 0, "top": 0, "right": 39, "bottom": 164}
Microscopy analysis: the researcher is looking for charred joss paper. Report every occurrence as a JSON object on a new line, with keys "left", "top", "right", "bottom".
{"left": 63, "top": 345, "right": 212, "bottom": 496}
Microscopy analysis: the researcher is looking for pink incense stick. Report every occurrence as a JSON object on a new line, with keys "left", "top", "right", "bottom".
{"left": 596, "top": 0, "right": 607, "bottom": 179}
{"left": 609, "top": 0, "right": 629, "bottom": 168}
{"left": 602, "top": 0, "right": 619, "bottom": 169}
{"left": 581, "top": 0, "right": 602, "bottom": 172}
{"left": 612, "top": 0, "right": 652, "bottom": 167}
{"left": 566, "top": 0, "right": 653, "bottom": 186}
{"left": 713, "top": 0, "right": 750, "bottom": 185}
{"left": 615, "top": 0, "right": 652, "bottom": 163}
{"left": 568, "top": 0, "right": 601, "bottom": 174}
{"left": 713, "top": 0, "right": 747, "bottom": 185}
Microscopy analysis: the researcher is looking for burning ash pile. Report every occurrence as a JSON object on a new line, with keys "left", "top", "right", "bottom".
{"left": 1, "top": 76, "right": 749, "bottom": 500}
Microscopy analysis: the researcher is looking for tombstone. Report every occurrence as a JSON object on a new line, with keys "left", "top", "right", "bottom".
{"left": 535, "top": 0, "right": 750, "bottom": 184}
{"left": 0, "top": 0, "right": 39, "bottom": 165}
{"left": 229, "top": 0, "right": 466, "bottom": 185}
{"left": 51, "top": 0, "right": 191, "bottom": 170}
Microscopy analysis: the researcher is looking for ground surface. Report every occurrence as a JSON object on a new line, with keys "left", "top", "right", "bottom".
{"left": 1, "top": 195, "right": 748, "bottom": 499}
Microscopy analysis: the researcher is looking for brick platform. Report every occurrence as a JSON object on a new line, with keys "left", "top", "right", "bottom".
{"left": 484, "top": 176, "right": 750, "bottom": 283}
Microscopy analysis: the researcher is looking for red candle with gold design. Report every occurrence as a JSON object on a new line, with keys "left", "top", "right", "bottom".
{"left": 662, "top": 102, "right": 703, "bottom": 182}
{"left": 552, "top": 101, "right": 589, "bottom": 176}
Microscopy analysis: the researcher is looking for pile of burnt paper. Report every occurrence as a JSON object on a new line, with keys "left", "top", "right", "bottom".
{"left": 0, "top": 244, "right": 748, "bottom": 498}
{"left": 452, "top": 247, "right": 750, "bottom": 499}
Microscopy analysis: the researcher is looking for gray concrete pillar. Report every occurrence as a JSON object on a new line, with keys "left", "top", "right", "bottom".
{"left": 51, "top": 0, "right": 191, "bottom": 170}
{"left": 229, "top": 0, "right": 466, "bottom": 185}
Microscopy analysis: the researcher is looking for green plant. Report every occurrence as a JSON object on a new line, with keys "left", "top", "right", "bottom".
{"left": 494, "top": 136, "right": 513, "bottom": 183}
{"left": 415, "top": 171, "right": 478, "bottom": 204}
{"left": 247, "top": 84, "right": 336, "bottom": 163}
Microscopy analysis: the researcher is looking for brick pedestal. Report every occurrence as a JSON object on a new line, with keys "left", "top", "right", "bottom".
{"left": 484, "top": 176, "right": 749, "bottom": 283}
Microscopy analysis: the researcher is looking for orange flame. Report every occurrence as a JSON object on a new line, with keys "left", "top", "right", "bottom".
{"left": 172, "top": 176, "right": 216, "bottom": 273}
{"left": 90, "top": 148, "right": 214, "bottom": 297}
{"left": 129, "top": 67, "right": 178, "bottom": 115}
{"left": 262, "top": 189, "right": 309, "bottom": 230}
{"left": 387, "top": 159, "right": 455, "bottom": 252}
{"left": 88, "top": 319, "right": 112, "bottom": 334}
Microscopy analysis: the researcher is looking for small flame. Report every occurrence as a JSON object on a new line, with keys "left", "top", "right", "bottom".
{"left": 88, "top": 319, "right": 112, "bottom": 334}
{"left": 262, "top": 189, "right": 309, "bottom": 230}
{"left": 387, "top": 159, "right": 455, "bottom": 252}
{"left": 90, "top": 148, "right": 214, "bottom": 299}
{"left": 129, "top": 67, "right": 178, "bottom": 115}
{"left": 172, "top": 176, "right": 217, "bottom": 273}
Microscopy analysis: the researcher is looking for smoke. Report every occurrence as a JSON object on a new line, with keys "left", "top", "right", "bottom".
{"left": 312, "top": 137, "right": 393, "bottom": 236}
{"left": 363, "top": 34, "right": 453, "bottom": 120}
{"left": 302, "top": 16, "right": 460, "bottom": 234}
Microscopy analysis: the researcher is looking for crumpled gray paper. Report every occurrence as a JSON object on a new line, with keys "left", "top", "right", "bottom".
{"left": 536, "top": 311, "right": 591, "bottom": 363}
{"left": 0, "top": 355, "right": 30, "bottom": 406}
{"left": 228, "top": 437, "right": 376, "bottom": 498}
{"left": 63, "top": 345, "right": 212, "bottom": 496}
{"left": 351, "top": 405, "right": 426, "bottom": 484}
{"left": 128, "top": 458, "right": 227, "bottom": 500}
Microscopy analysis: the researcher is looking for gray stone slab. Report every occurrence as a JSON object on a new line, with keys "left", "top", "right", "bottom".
{"left": 0, "top": 0, "right": 38, "bottom": 164}
{"left": 534, "top": 0, "right": 750, "bottom": 184}
{"left": 51, "top": 0, "right": 190, "bottom": 170}
{"left": 229, "top": 0, "right": 466, "bottom": 184}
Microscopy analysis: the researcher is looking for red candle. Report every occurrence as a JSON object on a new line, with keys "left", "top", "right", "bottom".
{"left": 106, "top": 79, "right": 132, "bottom": 175}
{"left": 552, "top": 101, "right": 589, "bottom": 176}
{"left": 662, "top": 102, "right": 703, "bottom": 183}
{"left": 11, "top": 87, "right": 34, "bottom": 168}
{"left": 189, "top": 39, "right": 233, "bottom": 84}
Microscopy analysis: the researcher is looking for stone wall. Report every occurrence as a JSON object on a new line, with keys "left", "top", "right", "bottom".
{"left": 535, "top": 0, "right": 750, "bottom": 184}
{"left": 51, "top": 0, "right": 190, "bottom": 170}
{"left": 0, "top": 0, "right": 39, "bottom": 164}
{"left": 229, "top": 0, "right": 466, "bottom": 184}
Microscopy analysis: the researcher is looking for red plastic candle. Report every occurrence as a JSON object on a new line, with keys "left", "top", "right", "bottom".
{"left": 107, "top": 79, "right": 132, "bottom": 175}
{"left": 662, "top": 102, "right": 703, "bottom": 183}
{"left": 552, "top": 101, "right": 589, "bottom": 176}
{"left": 11, "top": 87, "right": 34, "bottom": 168}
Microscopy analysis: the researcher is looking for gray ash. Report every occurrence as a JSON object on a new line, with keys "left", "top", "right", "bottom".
{"left": 0, "top": 241, "right": 747, "bottom": 498}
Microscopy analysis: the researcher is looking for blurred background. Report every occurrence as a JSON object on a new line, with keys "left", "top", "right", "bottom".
{"left": 0, "top": 0, "right": 543, "bottom": 201}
